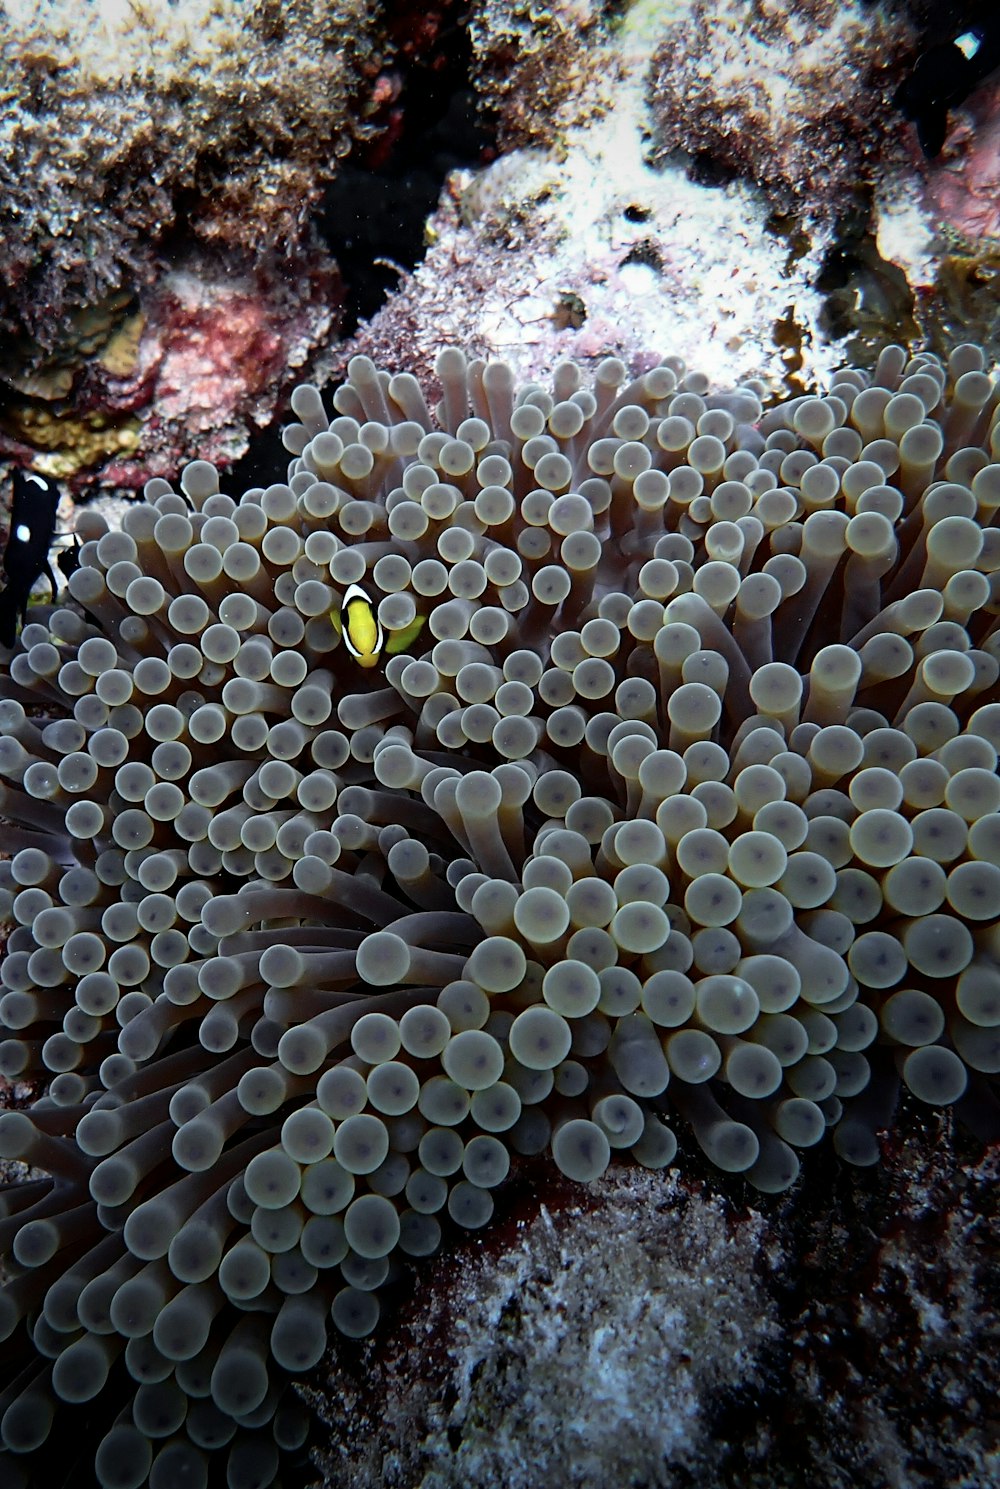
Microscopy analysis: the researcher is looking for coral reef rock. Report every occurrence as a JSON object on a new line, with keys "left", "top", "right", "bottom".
{"left": 308, "top": 1124, "right": 999, "bottom": 1489}
{"left": 340, "top": 0, "right": 844, "bottom": 396}
{"left": 309, "top": 1169, "right": 779, "bottom": 1489}
{"left": 0, "top": 245, "right": 342, "bottom": 489}
{"left": 646, "top": 0, "right": 917, "bottom": 217}
{"left": 0, "top": 0, "right": 374, "bottom": 349}
{"left": 468, "top": 0, "right": 614, "bottom": 149}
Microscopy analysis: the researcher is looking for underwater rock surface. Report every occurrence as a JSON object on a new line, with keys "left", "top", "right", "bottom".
{"left": 0, "top": 0, "right": 368, "bottom": 486}
{"left": 310, "top": 1124, "right": 999, "bottom": 1489}
{"left": 0, "top": 0, "right": 373, "bottom": 347}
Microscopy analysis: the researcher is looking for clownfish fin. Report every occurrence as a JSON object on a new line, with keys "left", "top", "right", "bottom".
{"left": 384, "top": 614, "right": 427, "bottom": 656}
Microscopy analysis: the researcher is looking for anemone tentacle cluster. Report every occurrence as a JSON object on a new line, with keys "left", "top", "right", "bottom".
{"left": 1, "top": 343, "right": 999, "bottom": 1486}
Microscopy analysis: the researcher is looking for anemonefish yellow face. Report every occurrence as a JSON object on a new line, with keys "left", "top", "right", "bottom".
{"left": 339, "top": 583, "right": 383, "bottom": 669}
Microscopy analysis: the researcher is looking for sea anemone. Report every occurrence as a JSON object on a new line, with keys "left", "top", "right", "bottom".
{"left": 1, "top": 341, "right": 999, "bottom": 1486}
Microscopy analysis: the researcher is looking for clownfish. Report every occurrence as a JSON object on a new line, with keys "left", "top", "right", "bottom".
{"left": 0, "top": 470, "right": 62, "bottom": 648}
{"left": 895, "top": 20, "right": 1000, "bottom": 158}
{"left": 336, "top": 582, "right": 383, "bottom": 668}
{"left": 332, "top": 583, "right": 427, "bottom": 669}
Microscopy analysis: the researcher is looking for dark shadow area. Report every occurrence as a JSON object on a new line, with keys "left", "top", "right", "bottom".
{"left": 227, "top": 4, "right": 492, "bottom": 497}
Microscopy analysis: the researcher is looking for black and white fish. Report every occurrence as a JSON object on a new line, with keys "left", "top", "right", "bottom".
{"left": 0, "top": 469, "right": 63, "bottom": 648}
{"left": 895, "top": 19, "right": 1000, "bottom": 158}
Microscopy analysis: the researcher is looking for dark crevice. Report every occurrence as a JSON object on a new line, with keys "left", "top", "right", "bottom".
{"left": 815, "top": 220, "right": 918, "bottom": 361}
{"left": 321, "top": 84, "right": 488, "bottom": 338}
{"left": 228, "top": 3, "right": 491, "bottom": 495}
{"left": 323, "top": 0, "right": 491, "bottom": 335}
